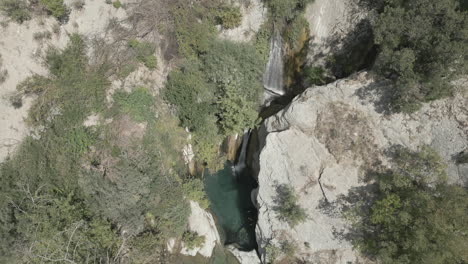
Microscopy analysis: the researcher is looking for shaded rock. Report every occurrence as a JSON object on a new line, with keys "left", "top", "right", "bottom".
{"left": 227, "top": 245, "right": 261, "bottom": 264}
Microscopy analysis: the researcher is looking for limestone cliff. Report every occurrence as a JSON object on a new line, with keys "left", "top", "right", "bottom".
{"left": 254, "top": 72, "right": 467, "bottom": 263}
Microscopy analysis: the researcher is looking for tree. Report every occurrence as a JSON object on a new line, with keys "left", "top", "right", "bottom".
{"left": 349, "top": 147, "right": 468, "bottom": 264}
{"left": 373, "top": 0, "right": 468, "bottom": 112}
{"left": 273, "top": 184, "right": 307, "bottom": 227}
{"left": 217, "top": 85, "right": 258, "bottom": 135}
{"left": 264, "top": 0, "right": 313, "bottom": 22}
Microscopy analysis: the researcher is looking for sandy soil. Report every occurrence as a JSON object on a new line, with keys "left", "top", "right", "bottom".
{"left": 0, "top": 0, "right": 129, "bottom": 161}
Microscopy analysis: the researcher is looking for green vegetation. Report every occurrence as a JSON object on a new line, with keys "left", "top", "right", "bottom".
{"left": 265, "top": 243, "right": 281, "bottom": 263}
{"left": 0, "top": 34, "right": 194, "bottom": 263}
{"left": 273, "top": 184, "right": 307, "bottom": 227}
{"left": 264, "top": 0, "right": 313, "bottom": 23}
{"left": 348, "top": 147, "right": 468, "bottom": 264}
{"left": 183, "top": 178, "right": 210, "bottom": 209}
{"left": 373, "top": 0, "right": 468, "bottom": 112}
{"left": 216, "top": 6, "right": 242, "bottom": 29}
{"left": 128, "top": 39, "right": 157, "bottom": 69}
{"left": 111, "top": 87, "right": 155, "bottom": 122}
{"left": 302, "top": 66, "right": 326, "bottom": 86}
{"left": 165, "top": 1, "right": 266, "bottom": 169}
{"left": 182, "top": 230, "right": 206, "bottom": 250}
{"left": 0, "top": 0, "right": 30, "bottom": 23}
{"left": 112, "top": 0, "right": 121, "bottom": 9}
{"left": 33, "top": 31, "right": 52, "bottom": 40}
{"left": 0, "top": 54, "right": 7, "bottom": 84}
{"left": 39, "top": 0, "right": 68, "bottom": 20}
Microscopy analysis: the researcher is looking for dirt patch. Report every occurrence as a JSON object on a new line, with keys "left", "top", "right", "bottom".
{"left": 315, "top": 102, "right": 380, "bottom": 167}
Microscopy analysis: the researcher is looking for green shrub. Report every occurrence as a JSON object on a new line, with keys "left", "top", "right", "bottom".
{"left": 164, "top": 62, "right": 216, "bottom": 131}
{"left": 0, "top": 0, "right": 31, "bottom": 23}
{"left": 112, "top": 0, "right": 121, "bottom": 8}
{"left": 254, "top": 23, "right": 272, "bottom": 65}
{"left": 183, "top": 178, "right": 210, "bottom": 209}
{"left": 373, "top": 0, "right": 468, "bottom": 113}
{"left": 280, "top": 240, "right": 296, "bottom": 258}
{"left": 216, "top": 6, "right": 242, "bottom": 29}
{"left": 265, "top": 0, "right": 313, "bottom": 22}
{"left": 111, "top": 87, "right": 155, "bottom": 122}
{"left": 273, "top": 184, "right": 307, "bottom": 227}
{"left": 33, "top": 31, "right": 52, "bottom": 40}
{"left": 265, "top": 243, "right": 281, "bottom": 263}
{"left": 0, "top": 54, "right": 7, "bottom": 84}
{"left": 172, "top": 4, "right": 217, "bottom": 58}
{"left": 182, "top": 231, "right": 205, "bottom": 250}
{"left": 128, "top": 39, "right": 157, "bottom": 69}
{"left": 303, "top": 66, "right": 326, "bottom": 86}
{"left": 348, "top": 147, "right": 468, "bottom": 264}
{"left": 217, "top": 84, "right": 259, "bottom": 135}
{"left": 202, "top": 39, "right": 264, "bottom": 101}
{"left": 39, "top": 0, "right": 68, "bottom": 20}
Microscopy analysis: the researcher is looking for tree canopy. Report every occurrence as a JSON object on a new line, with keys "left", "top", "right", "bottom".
{"left": 348, "top": 147, "right": 468, "bottom": 264}
{"left": 373, "top": 0, "right": 468, "bottom": 112}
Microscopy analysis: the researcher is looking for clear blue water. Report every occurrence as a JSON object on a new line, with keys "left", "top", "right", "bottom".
{"left": 204, "top": 162, "right": 258, "bottom": 250}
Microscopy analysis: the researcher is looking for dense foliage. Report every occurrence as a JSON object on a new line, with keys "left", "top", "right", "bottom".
{"left": 273, "top": 184, "right": 307, "bottom": 227}
{"left": 349, "top": 147, "right": 468, "bottom": 263}
{"left": 373, "top": 0, "right": 468, "bottom": 112}
{"left": 128, "top": 39, "right": 158, "bottom": 69}
{"left": 165, "top": 1, "right": 266, "bottom": 169}
{"left": 39, "top": 0, "right": 68, "bottom": 19}
{"left": 264, "top": 0, "right": 313, "bottom": 23}
{"left": 182, "top": 230, "right": 206, "bottom": 250}
{"left": 0, "top": 35, "right": 198, "bottom": 263}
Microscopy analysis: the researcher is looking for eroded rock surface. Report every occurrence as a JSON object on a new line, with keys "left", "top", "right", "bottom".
{"left": 181, "top": 201, "right": 221, "bottom": 257}
{"left": 305, "top": 0, "right": 370, "bottom": 66}
{"left": 255, "top": 72, "right": 467, "bottom": 263}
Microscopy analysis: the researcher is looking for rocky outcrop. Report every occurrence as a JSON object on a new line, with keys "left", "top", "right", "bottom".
{"left": 180, "top": 201, "right": 221, "bottom": 257}
{"left": 227, "top": 246, "right": 261, "bottom": 264}
{"left": 218, "top": 0, "right": 267, "bottom": 42}
{"left": 305, "top": 0, "right": 370, "bottom": 66}
{"left": 255, "top": 72, "right": 467, "bottom": 263}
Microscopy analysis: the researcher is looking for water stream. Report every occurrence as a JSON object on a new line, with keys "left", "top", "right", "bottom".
{"left": 204, "top": 131, "right": 258, "bottom": 251}
{"left": 263, "top": 30, "right": 284, "bottom": 99}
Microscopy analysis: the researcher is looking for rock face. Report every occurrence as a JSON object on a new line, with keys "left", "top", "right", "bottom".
{"left": 180, "top": 201, "right": 221, "bottom": 257}
{"left": 305, "top": 0, "right": 370, "bottom": 66}
{"left": 218, "top": 0, "right": 267, "bottom": 42}
{"left": 227, "top": 246, "right": 261, "bottom": 264}
{"left": 255, "top": 72, "right": 467, "bottom": 263}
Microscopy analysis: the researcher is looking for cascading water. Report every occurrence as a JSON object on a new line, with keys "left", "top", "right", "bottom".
{"left": 263, "top": 30, "right": 284, "bottom": 98}
{"left": 204, "top": 128, "right": 258, "bottom": 250}
{"left": 233, "top": 129, "right": 250, "bottom": 176}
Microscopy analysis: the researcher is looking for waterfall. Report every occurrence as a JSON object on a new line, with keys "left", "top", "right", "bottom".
{"left": 263, "top": 30, "right": 284, "bottom": 96}
{"left": 233, "top": 129, "right": 251, "bottom": 176}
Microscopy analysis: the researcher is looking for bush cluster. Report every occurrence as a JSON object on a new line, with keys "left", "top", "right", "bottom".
{"left": 348, "top": 146, "right": 468, "bottom": 264}
{"left": 165, "top": 1, "right": 265, "bottom": 169}
{"left": 0, "top": 0, "right": 31, "bottom": 23}
{"left": 372, "top": 0, "right": 468, "bottom": 112}
{"left": 273, "top": 184, "right": 307, "bottom": 227}
{"left": 182, "top": 231, "right": 206, "bottom": 250}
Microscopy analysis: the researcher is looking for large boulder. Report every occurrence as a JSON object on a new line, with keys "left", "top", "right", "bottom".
{"left": 255, "top": 71, "right": 467, "bottom": 263}
{"left": 180, "top": 201, "right": 221, "bottom": 257}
